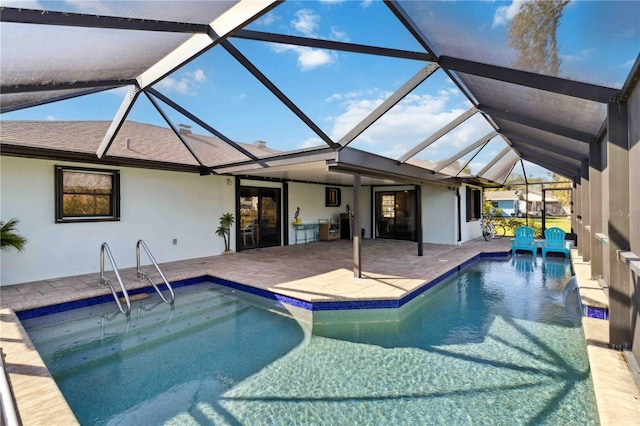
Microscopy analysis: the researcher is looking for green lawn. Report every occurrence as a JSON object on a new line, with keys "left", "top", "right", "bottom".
{"left": 543, "top": 216, "right": 571, "bottom": 232}
{"left": 494, "top": 215, "right": 571, "bottom": 238}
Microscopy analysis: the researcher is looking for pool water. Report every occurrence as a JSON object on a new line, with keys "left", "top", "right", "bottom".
{"left": 22, "top": 258, "right": 598, "bottom": 425}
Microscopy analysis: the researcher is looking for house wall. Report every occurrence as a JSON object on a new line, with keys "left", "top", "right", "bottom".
{"left": 496, "top": 200, "right": 516, "bottom": 216}
{"left": 422, "top": 184, "right": 457, "bottom": 245}
{"left": 1, "top": 156, "right": 232, "bottom": 286}
{"left": 286, "top": 182, "right": 371, "bottom": 243}
{"left": 288, "top": 182, "right": 344, "bottom": 244}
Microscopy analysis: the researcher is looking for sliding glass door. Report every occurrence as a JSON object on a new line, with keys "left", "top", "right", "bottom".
{"left": 239, "top": 187, "right": 281, "bottom": 250}
{"left": 375, "top": 190, "right": 417, "bottom": 241}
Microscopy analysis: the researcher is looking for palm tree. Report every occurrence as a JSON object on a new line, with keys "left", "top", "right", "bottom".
{"left": 216, "top": 213, "right": 235, "bottom": 252}
{"left": 1, "top": 218, "right": 27, "bottom": 252}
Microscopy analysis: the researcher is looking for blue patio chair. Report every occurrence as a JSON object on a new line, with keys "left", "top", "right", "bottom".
{"left": 511, "top": 226, "right": 536, "bottom": 256}
{"left": 541, "top": 227, "right": 571, "bottom": 259}
{"left": 512, "top": 256, "right": 536, "bottom": 272}
{"left": 543, "top": 259, "right": 571, "bottom": 277}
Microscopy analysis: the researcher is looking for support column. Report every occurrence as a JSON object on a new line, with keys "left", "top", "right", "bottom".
{"left": 353, "top": 174, "right": 362, "bottom": 278}
{"left": 581, "top": 159, "right": 591, "bottom": 261}
{"left": 607, "top": 101, "right": 631, "bottom": 348}
{"left": 574, "top": 180, "right": 582, "bottom": 254}
{"left": 589, "top": 141, "right": 604, "bottom": 278}
{"left": 283, "top": 181, "right": 289, "bottom": 246}
{"left": 416, "top": 184, "right": 423, "bottom": 256}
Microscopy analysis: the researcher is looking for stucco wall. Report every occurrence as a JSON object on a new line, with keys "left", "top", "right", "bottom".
{"left": 287, "top": 182, "right": 371, "bottom": 243}
{"left": 422, "top": 184, "right": 457, "bottom": 245}
{"left": 1, "top": 157, "right": 232, "bottom": 286}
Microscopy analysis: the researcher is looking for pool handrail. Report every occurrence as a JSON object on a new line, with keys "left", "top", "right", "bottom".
{"left": 136, "top": 239, "right": 175, "bottom": 305}
{"left": 100, "top": 242, "right": 131, "bottom": 316}
{"left": 0, "top": 348, "right": 19, "bottom": 426}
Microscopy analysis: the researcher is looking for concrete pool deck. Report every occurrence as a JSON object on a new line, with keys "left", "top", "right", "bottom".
{"left": 1, "top": 238, "right": 638, "bottom": 424}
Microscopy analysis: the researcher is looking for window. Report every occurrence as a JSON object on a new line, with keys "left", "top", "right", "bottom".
{"left": 466, "top": 187, "right": 481, "bottom": 222}
{"left": 325, "top": 187, "right": 341, "bottom": 207}
{"left": 381, "top": 194, "right": 396, "bottom": 218}
{"left": 491, "top": 201, "right": 499, "bottom": 208}
{"left": 55, "top": 166, "right": 120, "bottom": 222}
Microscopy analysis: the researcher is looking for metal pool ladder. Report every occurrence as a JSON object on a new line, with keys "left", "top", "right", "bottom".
{"left": 100, "top": 242, "right": 132, "bottom": 316}
{"left": 136, "top": 239, "right": 175, "bottom": 305}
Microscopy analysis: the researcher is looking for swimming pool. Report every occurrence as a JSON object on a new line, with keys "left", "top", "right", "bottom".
{"left": 21, "top": 257, "right": 598, "bottom": 425}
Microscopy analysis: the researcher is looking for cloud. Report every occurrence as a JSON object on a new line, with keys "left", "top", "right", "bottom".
{"left": 267, "top": 7, "right": 349, "bottom": 71}
{"left": 63, "top": 0, "right": 115, "bottom": 15}
{"left": 256, "top": 11, "right": 278, "bottom": 26}
{"left": 232, "top": 93, "right": 246, "bottom": 102}
{"left": 493, "top": 0, "right": 529, "bottom": 28}
{"left": 325, "top": 90, "right": 374, "bottom": 103}
{"left": 192, "top": 69, "right": 206, "bottom": 82}
{"left": 46, "top": 115, "right": 57, "bottom": 121}
{"left": 297, "top": 47, "right": 335, "bottom": 70}
{"left": 1, "top": 0, "right": 43, "bottom": 8}
{"left": 270, "top": 44, "right": 336, "bottom": 70}
{"left": 292, "top": 9, "right": 320, "bottom": 37}
{"left": 330, "top": 27, "right": 349, "bottom": 42}
{"left": 298, "top": 136, "right": 325, "bottom": 149}
{"left": 155, "top": 69, "right": 207, "bottom": 95}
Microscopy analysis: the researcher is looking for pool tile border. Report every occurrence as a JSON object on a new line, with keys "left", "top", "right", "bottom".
{"left": 17, "top": 251, "right": 511, "bottom": 319}
{"left": 584, "top": 306, "right": 609, "bottom": 320}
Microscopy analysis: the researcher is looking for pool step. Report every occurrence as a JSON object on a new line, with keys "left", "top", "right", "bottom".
{"left": 44, "top": 299, "right": 251, "bottom": 375}
{"left": 120, "top": 293, "right": 150, "bottom": 303}
{"left": 26, "top": 288, "right": 235, "bottom": 352}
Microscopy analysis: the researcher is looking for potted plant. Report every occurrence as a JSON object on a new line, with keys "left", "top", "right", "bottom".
{"left": 216, "top": 212, "right": 234, "bottom": 253}
{"left": 1, "top": 218, "right": 28, "bottom": 252}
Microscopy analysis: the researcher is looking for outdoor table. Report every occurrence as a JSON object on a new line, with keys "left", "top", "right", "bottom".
{"left": 294, "top": 223, "right": 318, "bottom": 244}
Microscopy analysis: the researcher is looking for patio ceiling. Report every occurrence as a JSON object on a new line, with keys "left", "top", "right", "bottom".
{"left": 1, "top": 1, "right": 639, "bottom": 186}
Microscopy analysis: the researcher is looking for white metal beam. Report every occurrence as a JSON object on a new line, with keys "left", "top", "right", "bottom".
{"left": 397, "top": 107, "right": 477, "bottom": 163}
{"left": 433, "top": 130, "right": 497, "bottom": 173}
{"left": 137, "top": 1, "right": 278, "bottom": 89}
{"left": 491, "top": 158, "right": 519, "bottom": 184}
{"left": 97, "top": 86, "right": 140, "bottom": 158}
{"left": 476, "top": 146, "right": 512, "bottom": 177}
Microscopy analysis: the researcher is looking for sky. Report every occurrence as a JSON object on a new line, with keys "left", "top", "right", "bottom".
{"left": 2, "top": 0, "right": 639, "bottom": 181}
